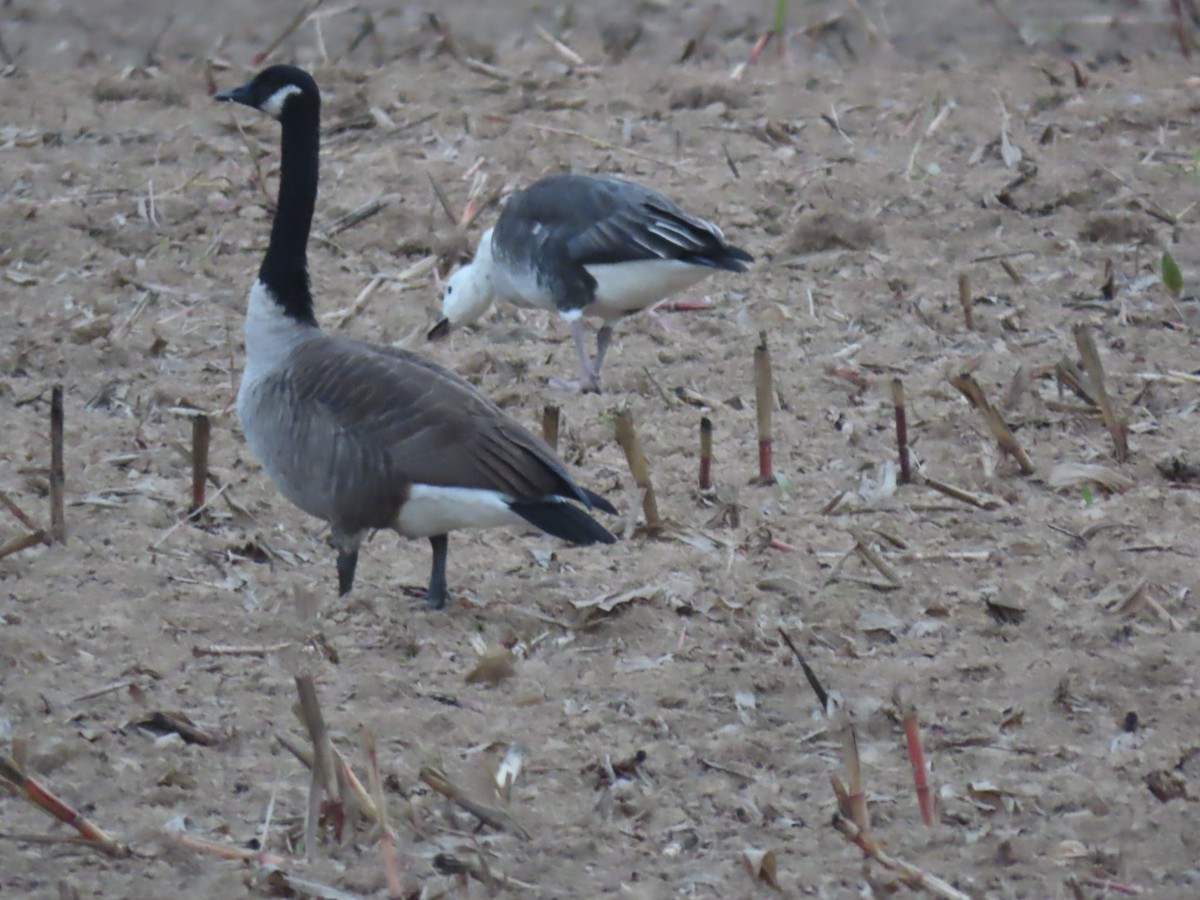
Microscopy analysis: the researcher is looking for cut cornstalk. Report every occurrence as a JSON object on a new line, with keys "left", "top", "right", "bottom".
{"left": 754, "top": 332, "right": 775, "bottom": 485}
{"left": 698, "top": 416, "right": 713, "bottom": 491}
{"left": 50, "top": 384, "right": 65, "bottom": 542}
{"left": 958, "top": 273, "right": 974, "bottom": 330}
{"left": 190, "top": 414, "right": 211, "bottom": 516}
{"left": 614, "top": 407, "right": 661, "bottom": 533}
{"left": 1073, "top": 323, "right": 1129, "bottom": 462}
{"left": 897, "top": 690, "right": 935, "bottom": 826}
{"left": 891, "top": 378, "right": 911, "bottom": 484}
{"left": 542, "top": 404, "right": 560, "bottom": 452}
{"left": 950, "top": 372, "right": 1034, "bottom": 475}
{"left": 0, "top": 755, "right": 128, "bottom": 858}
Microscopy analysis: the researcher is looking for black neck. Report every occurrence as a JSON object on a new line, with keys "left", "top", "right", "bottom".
{"left": 259, "top": 100, "right": 320, "bottom": 328}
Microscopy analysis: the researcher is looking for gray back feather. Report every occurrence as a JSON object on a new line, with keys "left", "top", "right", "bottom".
{"left": 245, "top": 334, "right": 587, "bottom": 537}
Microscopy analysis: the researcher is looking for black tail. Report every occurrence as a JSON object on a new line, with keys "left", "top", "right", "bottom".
{"left": 509, "top": 499, "right": 617, "bottom": 545}
{"left": 646, "top": 203, "right": 755, "bottom": 273}
{"left": 713, "top": 244, "right": 755, "bottom": 272}
{"left": 578, "top": 487, "right": 618, "bottom": 515}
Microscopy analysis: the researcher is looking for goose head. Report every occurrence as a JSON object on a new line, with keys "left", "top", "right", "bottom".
{"left": 428, "top": 227, "right": 498, "bottom": 341}
{"left": 215, "top": 65, "right": 319, "bottom": 120}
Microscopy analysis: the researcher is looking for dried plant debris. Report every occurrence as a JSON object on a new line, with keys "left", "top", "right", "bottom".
{"left": 92, "top": 72, "right": 185, "bottom": 106}
{"left": 8, "top": 11, "right": 1200, "bottom": 899}
{"left": 134, "top": 710, "right": 221, "bottom": 746}
{"left": 742, "top": 846, "right": 783, "bottom": 891}
{"left": 668, "top": 81, "right": 746, "bottom": 110}
{"left": 1080, "top": 212, "right": 1158, "bottom": 245}
{"left": 583, "top": 749, "right": 648, "bottom": 789}
{"left": 785, "top": 210, "right": 882, "bottom": 253}
{"left": 1156, "top": 454, "right": 1200, "bottom": 483}
{"left": 1047, "top": 462, "right": 1134, "bottom": 494}
{"left": 464, "top": 643, "right": 516, "bottom": 686}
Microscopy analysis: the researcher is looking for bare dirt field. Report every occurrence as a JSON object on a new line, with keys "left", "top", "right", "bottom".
{"left": 2, "top": 2, "right": 1199, "bottom": 898}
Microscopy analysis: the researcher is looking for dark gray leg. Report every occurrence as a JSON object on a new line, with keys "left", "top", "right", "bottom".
{"left": 593, "top": 325, "right": 614, "bottom": 382}
{"left": 425, "top": 534, "right": 450, "bottom": 609}
{"left": 336, "top": 550, "right": 358, "bottom": 597}
{"left": 569, "top": 318, "right": 600, "bottom": 393}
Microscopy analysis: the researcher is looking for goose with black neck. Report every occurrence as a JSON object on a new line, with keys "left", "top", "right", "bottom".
{"left": 215, "top": 66, "right": 618, "bottom": 609}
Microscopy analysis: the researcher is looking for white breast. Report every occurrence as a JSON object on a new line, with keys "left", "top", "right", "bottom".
{"left": 236, "top": 280, "right": 333, "bottom": 522}
{"left": 239, "top": 280, "right": 314, "bottom": 394}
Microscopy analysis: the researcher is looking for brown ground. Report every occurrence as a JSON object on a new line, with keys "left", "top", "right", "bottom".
{"left": 2, "top": 2, "right": 1200, "bottom": 898}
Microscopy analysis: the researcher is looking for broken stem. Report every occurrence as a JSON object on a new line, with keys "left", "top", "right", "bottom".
{"left": 294, "top": 675, "right": 342, "bottom": 851}
{"left": 754, "top": 332, "right": 775, "bottom": 485}
{"left": 898, "top": 691, "right": 935, "bottom": 826}
{"left": 777, "top": 627, "right": 829, "bottom": 712}
{"left": 50, "top": 384, "right": 65, "bottom": 543}
{"left": 831, "top": 814, "right": 971, "bottom": 899}
{"left": 363, "top": 728, "right": 404, "bottom": 899}
{"left": 958, "top": 273, "right": 974, "bottom": 330}
{"left": 1073, "top": 323, "right": 1129, "bottom": 462}
{"left": 0, "top": 756, "right": 128, "bottom": 858}
{"left": 190, "top": 414, "right": 211, "bottom": 516}
{"left": 950, "top": 372, "right": 1034, "bottom": 475}
{"left": 915, "top": 472, "right": 1002, "bottom": 510}
{"left": 837, "top": 712, "right": 870, "bottom": 834}
{"left": 891, "top": 378, "right": 911, "bottom": 484}
{"left": 418, "top": 766, "right": 531, "bottom": 840}
{"left": 542, "top": 404, "right": 560, "bottom": 452}
{"left": 698, "top": 416, "right": 713, "bottom": 491}
{"left": 614, "top": 407, "right": 661, "bottom": 534}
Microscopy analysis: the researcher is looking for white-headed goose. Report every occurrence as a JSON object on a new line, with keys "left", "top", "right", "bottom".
{"left": 428, "top": 173, "right": 754, "bottom": 392}
{"left": 215, "top": 66, "right": 616, "bottom": 609}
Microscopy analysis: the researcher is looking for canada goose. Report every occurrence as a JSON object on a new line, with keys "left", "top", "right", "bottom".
{"left": 215, "top": 66, "right": 617, "bottom": 609}
{"left": 428, "top": 173, "right": 754, "bottom": 393}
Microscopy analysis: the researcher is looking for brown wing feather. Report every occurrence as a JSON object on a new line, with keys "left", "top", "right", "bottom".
{"left": 282, "top": 336, "right": 584, "bottom": 532}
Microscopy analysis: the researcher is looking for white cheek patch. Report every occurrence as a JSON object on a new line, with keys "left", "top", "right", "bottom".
{"left": 261, "top": 84, "right": 303, "bottom": 118}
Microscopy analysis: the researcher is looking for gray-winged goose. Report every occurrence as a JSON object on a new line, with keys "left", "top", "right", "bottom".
{"left": 215, "top": 66, "right": 616, "bottom": 609}
{"left": 429, "top": 173, "right": 754, "bottom": 392}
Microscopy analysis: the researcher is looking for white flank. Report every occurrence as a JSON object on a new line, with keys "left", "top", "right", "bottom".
{"left": 394, "top": 484, "right": 527, "bottom": 538}
{"left": 261, "top": 84, "right": 303, "bottom": 119}
{"left": 583, "top": 259, "right": 710, "bottom": 320}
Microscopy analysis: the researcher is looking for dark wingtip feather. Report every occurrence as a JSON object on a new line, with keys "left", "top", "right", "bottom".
{"left": 578, "top": 487, "right": 618, "bottom": 515}
{"left": 509, "top": 499, "right": 617, "bottom": 545}
{"left": 717, "top": 245, "right": 754, "bottom": 272}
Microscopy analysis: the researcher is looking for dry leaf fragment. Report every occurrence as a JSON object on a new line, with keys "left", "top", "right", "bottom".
{"left": 4, "top": 268, "right": 40, "bottom": 286}
{"left": 734, "top": 690, "right": 757, "bottom": 724}
{"left": 136, "top": 711, "right": 219, "bottom": 746}
{"left": 999, "top": 707, "right": 1025, "bottom": 730}
{"left": 1052, "top": 839, "right": 1090, "bottom": 862}
{"left": 1048, "top": 462, "right": 1134, "bottom": 494}
{"left": 494, "top": 742, "right": 525, "bottom": 802}
{"left": 967, "top": 780, "right": 1018, "bottom": 814}
{"left": 465, "top": 646, "right": 515, "bottom": 686}
{"left": 583, "top": 749, "right": 647, "bottom": 789}
{"left": 742, "top": 846, "right": 782, "bottom": 890}
{"left": 857, "top": 610, "right": 904, "bottom": 641}
{"left": 984, "top": 596, "right": 1026, "bottom": 625}
{"left": 1145, "top": 769, "right": 1188, "bottom": 803}
{"left": 571, "top": 582, "right": 663, "bottom": 612}
{"left": 757, "top": 575, "right": 804, "bottom": 596}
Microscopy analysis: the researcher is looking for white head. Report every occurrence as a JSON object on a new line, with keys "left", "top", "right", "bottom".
{"left": 428, "top": 228, "right": 497, "bottom": 340}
